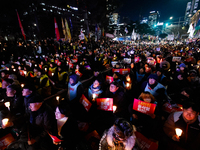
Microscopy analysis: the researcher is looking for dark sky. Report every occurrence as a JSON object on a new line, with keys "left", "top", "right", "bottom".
{"left": 119, "top": 0, "right": 189, "bottom": 22}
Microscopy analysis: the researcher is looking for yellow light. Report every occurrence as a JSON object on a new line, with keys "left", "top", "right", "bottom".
{"left": 52, "top": 73, "right": 54, "bottom": 76}
{"left": 21, "top": 84, "right": 24, "bottom": 88}
{"left": 13, "top": 69, "right": 16, "bottom": 72}
{"left": 2, "top": 118, "right": 9, "bottom": 126}
{"left": 4, "top": 102, "right": 10, "bottom": 109}
{"left": 56, "top": 96, "right": 60, "bottom": 101}
{"left": 24, "top": 71, "right": 27, "bottom": 76}
{"left": 175, "top": 128, "right": 182, "bottom": 137}
{"left": 92, "top": 94, "right": 97, "bottom": 99}
{"left": 45, "top": 68, "right": 47, "bottom": 71}
{"left": 126, "top": 83, "right": 130, "bottom": 87}
{"left": 11, "top": 65, "right": 14, "bottom": 69}
{"left": 35, "top": 64, "right": 37, "bottom": 67}
{"left": 113, "top": 106, "right": 117, "bottom": 113}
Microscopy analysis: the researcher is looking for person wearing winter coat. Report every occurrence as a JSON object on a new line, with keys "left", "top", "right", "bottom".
{"left": 99, "top": 118, "right": 136, "bottom": 150}
{"left": 163, "top": 101, "right": 200, "bottom": 150}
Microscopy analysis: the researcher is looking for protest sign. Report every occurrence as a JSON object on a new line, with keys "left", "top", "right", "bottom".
{"left": 96, "top": 98, "right": 113, "bottom": 111}
{"left": 106, "top": 75, "right": 114, "bottom": 84}
{"left": 80, "top": 94, "right": 92, "bottom": 112}
{"left": 120, "top": 68, "right": 130, "bottom": 75}
{"left": 133, "top": 99, "right": 156, "bottom": 115}
{"left": 162, "top": 102, "right": 183, "bottom": 113}
{"left": 69, "top": 63, "right": 74, "bottom": 68}
{"left": 75, "top": 70, "right": 83, "bottom": 77}
{"left": 172, "top": 57, "right": 181, "bottom": 62}
{"left": 0, "top": 133, "right": 15, "bottom": 150}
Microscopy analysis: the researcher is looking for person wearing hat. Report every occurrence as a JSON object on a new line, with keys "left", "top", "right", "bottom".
{"left": 99, "top": 118, "right": 136, "bottom": 150}
{"left": 141, "top": 74, "right": 169, "bottom": 102}
{"left": 88, "top": 78, "right": 103, "bottom": 100}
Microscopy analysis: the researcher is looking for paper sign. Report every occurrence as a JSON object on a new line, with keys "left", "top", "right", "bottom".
{"left": 172, "top": 57, "right": 181, "bottom": 62}
{"left": 72, "top": 59, "right": 78, "bottom": 63}
{"left": 0, "top": 133, "right": 15, "bottom": 150}
{"left": 96, "top": 98, "right": 113, "bottom": 111}
{"left": 57, "top": 61, "right": 61, "bottom": 66}
{"left": 121, "top": 69, "right": 130, "bottom": 75}
{"left": 135, "top": 131, "right": 158, "bottom": 150}
{"left": 19, "top": 70, "right": 24, "bottom": 76}
{"left": 162, "top": 102, "right": 183, "bottom": 113}
{"left": 111, "top": 61, "right": 118, "bottom": 67}
{"left": 121, "top": 53, "right": 125, "bottom": 57}
{"left": 80, "top": 94, "right": 92, "bottom": 112}
{"left": 123, "top": 58, "right": 131, "bottom": 64}
{"left": 112, "top": 69, "right": 120, "bottom": 73}
{"left": 134, "top": 57, "right": 140, "bottom": 63}
{"left": 106, "top": 75, "right": 114, "bottom": 84}
{"left": 47, "top": 132, "right": 63, "bottom": 143}
{"left": 55, "top": 59, "right": 58, "bottom": 64}
{"left": 75, "top": 70, "right": 83, "bottom": 77}
{"left": 133, "top": 99, "right": 156, "bottom": 115}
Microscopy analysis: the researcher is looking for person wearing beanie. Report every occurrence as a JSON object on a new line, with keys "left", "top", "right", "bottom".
{"left": 141, "top": 74, "right": 169, "bottom": 102}
{"left": 88, "top": 79, "right": 103, "bottom": 100}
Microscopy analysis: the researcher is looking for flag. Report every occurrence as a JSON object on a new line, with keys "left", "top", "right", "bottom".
{"left": 54, "top": 18, "right": 60, "bottom": 41}
{"left": 125, "top": 27, "right": 128, "bottom": 34}
{"left": 65, "top": 18, "right": 71, "bottom": 42}
{"left": 16, "top": 10, "right": 26, "bottom": 40}
{"left": 61, "top": 18, "right": 66, "bottom": 40}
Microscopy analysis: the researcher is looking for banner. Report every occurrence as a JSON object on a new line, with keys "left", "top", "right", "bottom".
{"left": 172, "top": 57, "right": 181, "bottom": 62}
{"left": 162, "top": 102, "right": 183, "bottom": 113}
{"left": 0, "top": 133, "right": 15, "bottom": 150}
{"left": 112, "top": 69, "right": 130, "bottom": 75}
{"left": 54, "top": 18, "right": 60, "bottom": 41}
{"left": 133, "top": 99, "right": 156, "bottom": 115}
{"left": 16, "top": 10, "right": 26, "bottom": 40}
{"left": 96, "top": 98, "right": 113, "bottom": 111}
{"left": 105, "top": 33, "right": 115, "bottom": 39}
{"left": 65, "top": 18, "right": 71, "bottom": 42}
{"left": 106, "top": 75, "right": 114, "bottom": 84}
{"left": 135, "top": 131, "right": 158, "bottom": 150}
{"left": 80, "top": 94, "right": 92, "bottom": 112}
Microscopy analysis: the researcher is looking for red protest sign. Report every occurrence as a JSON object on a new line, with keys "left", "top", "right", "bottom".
{"left": 162, "top": 102, "right": 183, "bottom": 113}
{"left": 73, "top": 59, "right": 78, "bottom": 63}
{"left": 106, "top": 75, "right": 114, "bottom": 84}
{"left": 121, "top": 53, "right": 125, "bottom": 57}
{"left": 69, "top": 63, "right": 74, "bottom": 68}
{"left": 112, "top": 69, "right": 120, "bottom": 73}
{"left": 134, "top": 57, "right": 140, "bottom": 63}
{"left": 96, "top": 98, "right": 113, "bottom": 111}
{"left": 75, "top": 70, "right": 83, "bottom": 77}
{"left": 135, "top": 131, "right": 158, "bottom": 150}
{"left": 0, "top": 133, "right": 15, "bottom": 150}
{"left": 19, "top": 70, "right": 24, "bottom": 76}
{"left": 133, "top": 99, "right": 156, "bottom": 115}
{"left": 57, "top": 61, "right": 61, "bottom": 66}
{"left": 120, "top": 68, "right": 130, "bottom": 75}
{"left": 55, "top": 59, "right": 58, "bottom": 64}
{"left": 80, "top": 94, "right": 92, "bottom": 112}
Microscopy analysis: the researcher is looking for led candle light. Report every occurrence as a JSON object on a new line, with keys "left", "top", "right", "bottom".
{"left": 56, "top": 96, "right": 60, "bottom": 101}
{"left": 21, "top": 84, "right": 24, "bottom": 88}
{"left": 4, "top": 102, "right": 10, "bottom": 110}
{"left": 2, "top": 118, "right": 9, "bottom": 126}
{"left": 113, "top": 106, "right": 117, "bottom": 113}
{"left": 175, "top": 128, "right": 183, "bottom": 137}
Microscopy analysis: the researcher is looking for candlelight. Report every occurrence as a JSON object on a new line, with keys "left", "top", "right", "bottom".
{"left": 24, "top": 71, "right": 27, "bottom": 76}
{"left": 168, "top": 69, "right": 171, "bottom": 72}
{"left": 21, "top": 84, "right": 24, "bottom": 88}
{"left": 45, "top": 68, "right": 47, "bottom": 71}
{"left": 92, "top": 94, "right": 97, "bottom": 99}
{"left": 113, "top": 106, "right": 117, "bottom": 113}
{"left": 6, "top": 68, "right": 9, "bottom": 71}
{"left": 127, "top": 77, "right": 130, "bottom": 82}
{"left": 175, "top": 128, "right": 182, "bottom": 137}
{"left": 2, "top": 118, "right": 9, "bottom": 126}
{"left": 52, "top": 73, "right": 54, "bottom": 76}
{"left": 11, "top": 65, "right": 14, "bottom": 69}
{"left": 126, "top": 83, "right": 130, "bottom": 87}
{"left": 191, "top": 64, "right": 193, "bottom": 66}
{"left": 13, "top": 69, "right": 16, "bottom": 72}
{"left": 56, "top": 96, "right": 60, "bottom": 101}
{"left": 35, "top": 64, "right": 37, "bottom": 67}
{"left": 4, "top": 102, "right": 10, "bottom": 109}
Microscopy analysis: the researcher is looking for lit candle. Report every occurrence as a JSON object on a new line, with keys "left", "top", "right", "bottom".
{"left": 175, "top": 128, "right": 183, "bottom": 137}
{"left": 35, "top": 64, "right": 37, "bottom": 67}
{"left": 191, "top": 64, "right": 193, "bottom": 66}
{"left": 168, "top": 69, "right": 171, "bottom": 72}
{"left": 21, "top": 84, "right": 24, "bottom": 88}
{"left": 113, "top": 106, "right": 117, "bottom": 113}
{"left": 11, "top": 65, "right": 14, "bottom": 69}
{"left": 92, "top": 94, "right": 97, "bottom": 99}
{"left": 126, "top": 83, "right": 130, "bottom": 88}
{"left": 13, "top": 69, "right": 16, "bottom": 72}
{"left": 2, "top": 118, "right": 9, "bottom": 126}
{"left": 45, "top": 68, "right": 47, "bottom": 71}
{"left": 4, "top": 102, "right": 10, "bottom": 110}
{"left": 6, "top": 68, "right": 9, "bottom": 71}
{"left": 52, "top": 73, "right": 54, "bottom": 76}
{"left": 24, "top": 71, "right": 27, "bottom": 76}
{"left": 56, "top": 96, "right": 60, "bottom": 101}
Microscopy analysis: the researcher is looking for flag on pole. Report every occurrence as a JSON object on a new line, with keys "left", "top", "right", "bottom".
{"left": 61, "top": 18, "right": 66, "bottom": 40}
{"left": 65, "top": 18, "right": 71, "bottom": 42}
{"left": 16, "top": 10, "right": 26, "bottom": 40}
{"left": 54, "top": 18, "right": 60, "bottom": 41}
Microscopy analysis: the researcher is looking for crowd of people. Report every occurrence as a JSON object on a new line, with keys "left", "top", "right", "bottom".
{"left": 0, "top": 38, "right": 200, "bottom": 150}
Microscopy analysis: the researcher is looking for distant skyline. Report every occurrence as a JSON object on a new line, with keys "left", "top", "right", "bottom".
{"left": 119, "top": 0, "right": 189, "bottom": 22}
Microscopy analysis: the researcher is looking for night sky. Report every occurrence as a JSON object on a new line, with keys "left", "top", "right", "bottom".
{"left": 119, "top": 0, "right": 190, "bottom": 22}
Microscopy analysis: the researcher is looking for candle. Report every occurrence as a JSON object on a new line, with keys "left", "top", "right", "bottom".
{"left": 45, "top": 68, "right": 47, "bottom": 72}
{"left": 52, "top": 73, "right": 54, "bottom": 76}
{"left": 35, "top": 64, "right": 37, "bottom": 67}
{"left": 126, "top": 83, "right": 130, "bottom": 88}
{"left": 175, "top": 128, "right": 183, "bottom": 137}
{"left": 113, "top": 106, "right": 117, "bottom": 113}
{"left": 4, "top": 102, "right": 10, "bottom": 110}
{"left": 56, "top": 96, "right": 60, "bottom": 101}
{"left": 92, "top": 94, "right": 97, "bottom": 99}
{"left": 24, "top": 71, "right": 27, "bottom": 76}
{"left": 6, "top": 68, "right": 9, "bottom": 71}
{"left": 191, "top": 64, "right": 193, "bottom": 66}
{"left": 11, "top": 65, "right": 14, "bottom": 69}
{"left": 2, "top": 118, "right": 9, "bottom": 126}
{"left": 13, "top": 69, "right": 16, "bottom": 72}
{"left": 21, "top": 84, "right": 24, "bottom": 88}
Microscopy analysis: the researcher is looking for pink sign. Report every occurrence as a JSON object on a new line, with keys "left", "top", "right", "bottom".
{"left": 96, "top": 98, "right": 113, "bottom": 111}
{"left": 133, "top": 99, "right": 156, "bottom": 115}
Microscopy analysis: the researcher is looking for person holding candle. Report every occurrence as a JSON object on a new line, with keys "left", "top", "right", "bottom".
{"left": 88, "top": 79, "right": 103, "bottom": 101}
{"left": 163, "top": 101, "right": 200, "bottom": 150}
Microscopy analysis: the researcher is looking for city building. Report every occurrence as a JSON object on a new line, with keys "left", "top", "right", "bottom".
{"left": 184, "top": 0, "right": 200, "bottom": 25}
{"left": 140, "top": 17, "right": 148, "bottom": 24}
{"left": 148, "top": 11, "right": 160, "bottom": 28}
